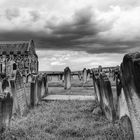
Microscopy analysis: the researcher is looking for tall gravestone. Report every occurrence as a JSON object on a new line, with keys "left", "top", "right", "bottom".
{"left": 10, "top": 71, "right": 28, "bottom": 116}
{"left": 30, "top": 75, "right": 39, "bottom": 106}
{"left": 83, "top": 68, "right": 87, "bottom": 83}
{"left": 120, "top": 52, "right": 140, "bottom": 140}
{"left": 64, "top": 67, "right": 71, "bottom": 89}
{"left": 41, "top": 75, "right": 47, "bottom": 98}
{"left": 0, "top": 92, "right": 13, "bottom": 133}
{"left": 87, "top": 69, "right": 91, "bottom": 81}
{"left": 44, "top": 74, "right": 48, "bottom": 96}
{"left": 99, "top": 73, "right": 116, "bottom": 121}
{"left": 98, "top": 65, "right": 102, "bottom": 73}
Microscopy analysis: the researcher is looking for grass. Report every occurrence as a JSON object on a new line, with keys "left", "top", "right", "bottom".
{"left": 0, "top": 77, "right": 133, "bottom": 140}
{"left": 48, "top": 87, "right": 94, "bottom": 96}
{"left": 1, "top": 100, "right": 133, "bottom": 140}
{"left": 48, "top": 79, "right": 93, "bottom": 87}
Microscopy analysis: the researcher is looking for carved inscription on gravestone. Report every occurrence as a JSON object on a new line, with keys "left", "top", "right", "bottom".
{"left": 15, "top": 72, "right": 27, "bottom": 115}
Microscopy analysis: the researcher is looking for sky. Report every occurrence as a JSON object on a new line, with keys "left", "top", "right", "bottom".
{"left": 0, "top": 0, "right": 140, "bottom": 71}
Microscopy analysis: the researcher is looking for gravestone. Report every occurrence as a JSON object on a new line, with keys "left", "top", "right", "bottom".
{"left": 98, "top": 65, "right": 102, "bottom": 73}
{"left": 64, "top": 67, "right": 71, "bottom": 89}
{"left": 99, "top": 73, "right": 116, "bottom": 121}
{"left": 83, "top": 68, "right": 87, "bottom": 83}
{"left": 41, "top": 76, "right": 46, "bottom": 98}
{"left": 120, "top": 52, "right": 140, "bottom": 140}
{"left": 11, "top": 71, "right": 28, "bottom": 115}
{"left": 87, "top": 69, "right": 91, "bottom": 81}
{"left": 0, "top": 92, "right": 13, "bottom": 133}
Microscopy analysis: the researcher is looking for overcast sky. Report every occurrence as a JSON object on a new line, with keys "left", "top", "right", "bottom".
{"left": 0, "top": 0, "right": 140, "bottom": 71}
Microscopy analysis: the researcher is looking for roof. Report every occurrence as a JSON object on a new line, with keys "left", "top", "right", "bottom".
{"left": 0, "top": 40, "right": 35, "bottom": 55}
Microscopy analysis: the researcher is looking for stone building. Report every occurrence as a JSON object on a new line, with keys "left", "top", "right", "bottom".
{"left": 0, "top": 40, "right": 38, "bottom": 77}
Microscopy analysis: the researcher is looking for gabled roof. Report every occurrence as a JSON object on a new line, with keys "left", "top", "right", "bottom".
{"left": 0, "top": 40, "right": 35, "bottom": 55}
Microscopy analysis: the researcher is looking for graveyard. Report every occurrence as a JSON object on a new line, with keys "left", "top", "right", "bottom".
{"left": 0, "top": 75, "right": 133, "bottom": 140}
{"left": 0, "top": 40, "right": 139, "bottom": 140}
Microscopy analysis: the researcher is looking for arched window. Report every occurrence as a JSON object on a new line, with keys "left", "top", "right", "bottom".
{"left": 13, "top": 63, "right": 17, "bottom": 70}
{"left": 0, "top": 64, "right": 2, "bottom": 73}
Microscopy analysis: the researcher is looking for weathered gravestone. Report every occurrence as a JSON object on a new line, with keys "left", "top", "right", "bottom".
{"left": 98, "top": 65, "right": 102, "bottom": 73}
{"left": 0, "top": 92, "right": 13, "bottom": 133}
{"left": 41, "top": 75, "right": 47, "bottom": 98}
{"left": 87, "top": 69, "right": 91, "bottom": 81}
{"left": 83, "top": 68, "right": 87, "bottom": 83}
{"left": 64, "top": 67, "right": 71, "bottom": 89}
{"left": 30, "top": 75, "right": 39, "bottom": 106}
{"left": 93, "top": 70, "right": 116, "bottom": 121}
{"left": 99, "top": 73, "right": 116, "bottom": 121}
{"left": 92, "top": 71, "right": 101, "bottom": 102}
{"left": 23, "top": 75, "right": 31, "bottom": 107}
{"left": 120, "top": 52, "right": 140, "bottom": 140}
{"left": 10, "top": 71, "right": 28, "bottom": 115}
{"left": 23, "top": 74, "right": 33, "bottom": 108}
{"left": 43, "top": 74, "right": 48, "bottom": 97}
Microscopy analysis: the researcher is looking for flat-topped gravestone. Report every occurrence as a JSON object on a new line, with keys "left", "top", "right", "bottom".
{"left": 64, "top": 67, "right": 71, "bottom": 89}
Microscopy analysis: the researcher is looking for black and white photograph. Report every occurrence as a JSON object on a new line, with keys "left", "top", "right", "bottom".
{"left": 0, "top": 0, "right": 139, "bottom": 139}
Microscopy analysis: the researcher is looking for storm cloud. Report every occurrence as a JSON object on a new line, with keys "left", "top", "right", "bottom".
{"left": 0, "top": 4, "right": 140, "bottom": 54}
{"left": 0, "top": 0, "right": 140, "bottom": 70}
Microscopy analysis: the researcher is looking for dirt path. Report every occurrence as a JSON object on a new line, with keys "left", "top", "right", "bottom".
{"left": 43, "top": 95, "right": 95, "bottom": 101}
{"left": 1, "top": 100, "right": 132, "bottom": 140}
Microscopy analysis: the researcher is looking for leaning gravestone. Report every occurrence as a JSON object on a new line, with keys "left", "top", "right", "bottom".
{"left": 64, "top": 67, "right": 71, "bottom": 89}
{"left": 92, "top": 71, "right": 101, "bottom": 103}
{"left": 120, "top": 52, "right": 140, "bottom": 140}
{"left": 99, "top": 73, "right": 116, "bottom": 121}
{"left": 11, "top": 71, "right": 28, "bottom": 116}
{"left": 0, "top": 92, "right": 13, "bottom": 133}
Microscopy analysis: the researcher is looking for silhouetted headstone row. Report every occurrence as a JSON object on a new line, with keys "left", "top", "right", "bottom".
{"left": 92, "top": 52, "right": 140, "bottom": 140}
{"left": 0, "top": 70, "right": 48, "bottom": 133}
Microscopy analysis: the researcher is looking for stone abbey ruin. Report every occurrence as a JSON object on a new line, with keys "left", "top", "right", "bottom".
{"left": 0, "top": 40, "right": 140, "bottom": 139}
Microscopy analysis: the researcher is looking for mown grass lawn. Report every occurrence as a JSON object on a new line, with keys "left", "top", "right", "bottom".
{"left": 1, "top": 100, "right": 132, "bottom": 140}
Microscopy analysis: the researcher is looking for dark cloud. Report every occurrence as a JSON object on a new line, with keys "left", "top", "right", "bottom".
{"left": 5, "top": 8, "right": 20, "bottom": 20}
{"left": 29, "top": 10, "right": 40, "bottom": 22}
{"left": 0, "top": 7, "right": 140, "bottom": 54}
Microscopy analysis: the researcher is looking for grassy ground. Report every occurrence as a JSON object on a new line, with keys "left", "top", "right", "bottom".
{"left": 48, "top": 87, "right": 94, "bottom": 96}
{"left": 48, "top": 79, "right": 93, "bottom": 87}
{"left": 1, "top": 77, "right": 133, "bottom": 140}
{"left": 1, "top": 100, "right": 132, "bottom": 140}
